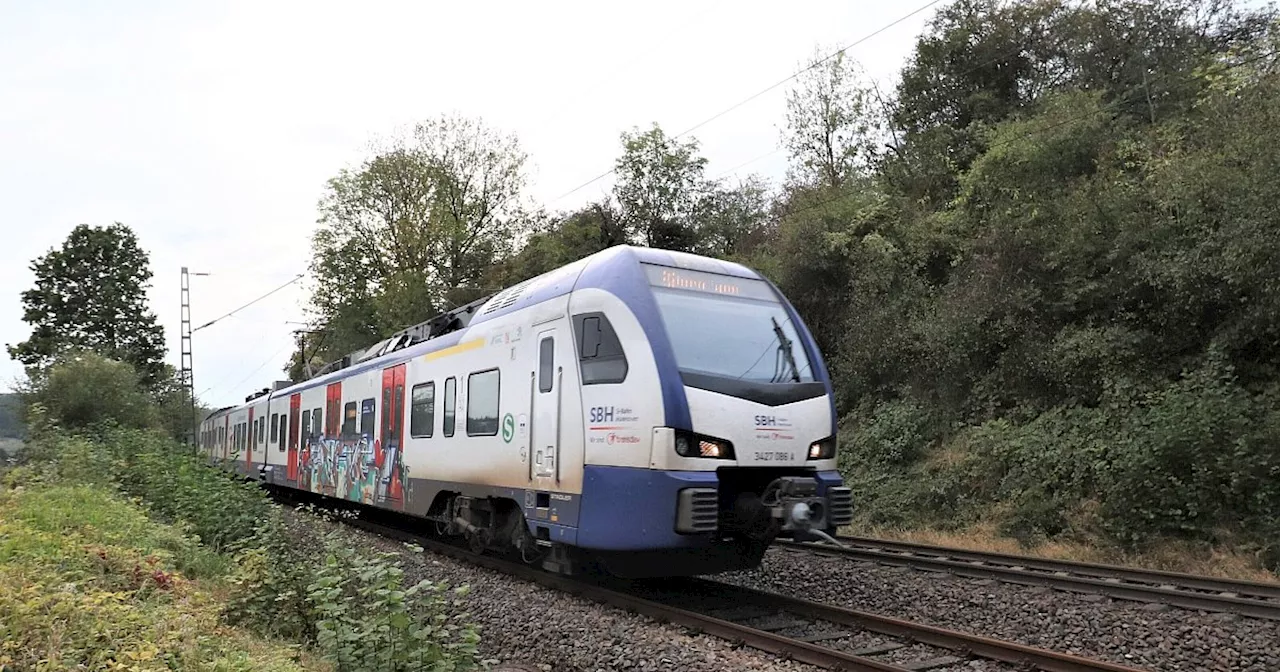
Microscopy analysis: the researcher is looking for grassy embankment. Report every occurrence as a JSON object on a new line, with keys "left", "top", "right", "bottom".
{"left": 0, "top": 425, "right": 479, "bottom": 671}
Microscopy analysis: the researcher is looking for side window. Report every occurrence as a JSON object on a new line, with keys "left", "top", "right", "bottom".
{"left": 342, "top": 401, "right": 357, "bottom": 437}
{"left": 360, "top": 398, "right": 376, "bottom": 437}
{"left": 410, "top": 382, "right": 435, "bottom": 438}
{"left": 259, "top": 417, "right": 266, "bottom": 444}
{"left": 312, "top": 407, "right": 322, "bottom": 438}
{"left": 270, "top": 414, "right": 279, "bottom": 442}
{"left": 539, "top": 338, "right": 554, "bottom": 393}
{"left": 466, "top": 369, "right": 500, "bottom": 436}
{"left": 301, "top": 410, "right": 311, "bottom": 441}
{"left": 443, "top": 377, "right": 456, "bottom": 437}
{"left": 573, "top": 312, "right": 628, "bottom": 384}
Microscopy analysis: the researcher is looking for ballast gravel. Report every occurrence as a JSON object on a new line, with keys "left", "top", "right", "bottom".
{"left": 284, "top": 509, "right": 1279, "bottom": 671}
{"left": 293, "top": 512, "right": 818, "bottom": 672}
{"left": 716, "top": 547, "right": 1280, "bottom": 672}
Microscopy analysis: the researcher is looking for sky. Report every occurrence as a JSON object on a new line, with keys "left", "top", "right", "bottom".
{"left": 0, "top": 0, "right": 937, "bottom": 408}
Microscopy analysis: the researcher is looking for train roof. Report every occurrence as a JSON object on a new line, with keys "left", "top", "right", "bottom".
{"left": 205, "top": 245, "right": 763, "bottom": 416}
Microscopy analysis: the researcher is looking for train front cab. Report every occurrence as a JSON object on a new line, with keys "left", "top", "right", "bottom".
{"left": 569, "top": 249, "right": 852, "bottom": 578}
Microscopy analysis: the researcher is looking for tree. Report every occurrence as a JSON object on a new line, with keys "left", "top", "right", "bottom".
{"left": 694, "top": 176, "right": 774, "bottom": 259}
{"left": 613, "top": 123, "right": 709, "bottom": 251}
{"left": 783, "top": 48, "right": 886, "bottom": 190}
{"left": 305, "top": 114, "right": 531, "bottom": 369}
{"left": 7, "top": 223, "right": 167, "bottom": 389}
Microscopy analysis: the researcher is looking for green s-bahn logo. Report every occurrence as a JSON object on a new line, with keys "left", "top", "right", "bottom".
{"left": 501, "top": 413, "right": 515, "bottom": 443}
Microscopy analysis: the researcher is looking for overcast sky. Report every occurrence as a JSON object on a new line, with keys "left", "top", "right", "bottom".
{"left": 0, "top": 0, "right": 936, "bottom": 407}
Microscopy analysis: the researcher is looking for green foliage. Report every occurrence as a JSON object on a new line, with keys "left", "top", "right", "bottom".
{"left": 613, "top": 123, "right": 710, "bottom": 251}
{"left": 22, "top": 350, "right": 160, "bottom": 432}
{"left": 6, "top": 222, "right": 168, "bottom": 389}
{"left": 0, "top": 484, "right": 308, "bottom": 672}
{"left": 300, "top": 114, "right": 532, "bottom": 376}
{"left": 308, "top": 529, "right": 479, "bottom": 671}
{"left": 224, "top": 508, "right": 480, "bottom": 671}
{"left": 98, "top": 427, "right": 273, "bottom": 552}
{"left": 767, "top": 0, "right": 1280, "bottom": 565}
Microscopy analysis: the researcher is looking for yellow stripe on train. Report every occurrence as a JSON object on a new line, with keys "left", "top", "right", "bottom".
{"left": 423, "top": 337, "right": 485, "bottom": 361}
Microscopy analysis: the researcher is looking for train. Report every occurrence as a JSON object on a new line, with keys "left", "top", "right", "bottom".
{"left": 199, "top": 245, "right": 852, "bottom": 577}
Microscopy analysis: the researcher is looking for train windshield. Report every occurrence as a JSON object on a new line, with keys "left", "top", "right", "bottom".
{"left": 643, "top": 264, "right": 814, "bottom": 383}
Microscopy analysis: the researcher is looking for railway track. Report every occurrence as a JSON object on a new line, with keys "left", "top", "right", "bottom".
{"left": 326, "top": 505, "right": 1146, "bottom": 672}
{"left": 779, "top": 535, "right": 1280, "bottom": 621}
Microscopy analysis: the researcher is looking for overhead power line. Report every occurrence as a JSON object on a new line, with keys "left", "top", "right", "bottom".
{"left": 551, "top": 0, "right": 948, "bottom": 205}
{"left": 193, "top": 273, "right": 305, "bottom": 333}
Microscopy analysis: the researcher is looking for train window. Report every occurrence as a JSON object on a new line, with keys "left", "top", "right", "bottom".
{"left": 342, "top": 402, "right": 357, "bottom": 436}
{"left": 270, "top": 414, "right": 279, "bottom": 443}
{"left": 443, "top": 377, "right": 456, "bottom": 437}
{"left": 410, "top": 382, "right": 435, "bottom": 438}
{"left": 312, "top": 407, "right": 322, "bottom": 438}
{"left": 259, "top": 417, "right": 266, "bottom": 444}
{"left": 360, "top": 398, "right": 375, "bottom": 437}
{"left": 539, "top": 338, "right": 554, "bottom": 393}
{"left": 301, "top": 410, "right": 311, "bottom": 441}
{"left": 466, "top": 369, "right": 500, "bottom": 436}
{"left": 573, "top": 312, "right": 628, "bottom": 384}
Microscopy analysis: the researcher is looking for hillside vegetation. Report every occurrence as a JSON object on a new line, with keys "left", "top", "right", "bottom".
{"left": 289, "top": 0, "right": 1280, "bottom": 569}
{"left": 0, "top": 353, "right": 479, "bottom": 670}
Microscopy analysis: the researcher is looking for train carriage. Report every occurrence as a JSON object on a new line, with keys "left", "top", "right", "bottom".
{"left": 199, "top": 245, "right": 852, "bottom": 577}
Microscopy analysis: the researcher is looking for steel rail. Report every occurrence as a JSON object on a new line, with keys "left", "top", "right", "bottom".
{"left": 679, "top": 578, "right": 1145, "bottom": 672}
{"left": 311, "top": 501, "right": 1147, "bottom": 672}
{"left": 779, "top": 536, "right": 1280, "bottom": 621}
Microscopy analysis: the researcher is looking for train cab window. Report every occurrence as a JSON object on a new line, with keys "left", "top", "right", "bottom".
{"left": 410, "top": 382, "right": 435, "bottom": 438}
{"left": 573, "top": 312, "right": 628, "bottom": 384}
{"left": 342, "top": 402, "right": 357, "bottom": 437}
{"left": 311, "top": 407, "right": 322, "bottom": 439}
{"left": 359, "top": 398, "right": 375, "bottom": 437}
{"left": 443, "top": 377, "right": 456, "bottom": 437}
{"left": 270, "top": 414, "right": 279, "bottom": 443}
{"left": 259, "top": 417, "right": 266, "bottom": 444}
{"left": 301, "top": 410, "right": 311, "bottom": 442}
{"left": 466, "top": 369, "right": 500, "bottom": 436}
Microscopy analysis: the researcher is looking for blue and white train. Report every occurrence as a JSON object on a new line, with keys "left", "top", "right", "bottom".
{"left": 200, "top": 245, "right": 852, "bottom": 577}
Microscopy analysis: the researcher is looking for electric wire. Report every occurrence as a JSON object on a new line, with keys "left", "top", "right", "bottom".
{"left": 550, "top": 0, "right": 947, "bottom": 204}
{"left": 192, "top": 272, "right": 304, "bottom": 332}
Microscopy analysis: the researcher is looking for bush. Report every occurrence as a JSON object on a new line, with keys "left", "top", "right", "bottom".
{"left": 308, "top": 529, "right": 479, "bottom": 671}
{"left": 97, "top": 427, "right": 273, "bottom": 552}
{"left": 838, "top": 358, "right": 1280, "bottom": 568}
{"left": 21, "top": 351, "right": 159, "bottom": 432}
{"left": 225, "top": 508, "right": 480, "bottom": 671}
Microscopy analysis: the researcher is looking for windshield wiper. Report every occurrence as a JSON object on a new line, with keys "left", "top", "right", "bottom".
{"left": 771, "top": 317, "right": 802, "bottom": 383}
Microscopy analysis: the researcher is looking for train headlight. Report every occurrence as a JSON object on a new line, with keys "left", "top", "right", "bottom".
{"left": 674, "top": 430, "right": 735, "bottom": 459}
{"left": 808, "top": 436, "right": 836, "bottom": 460}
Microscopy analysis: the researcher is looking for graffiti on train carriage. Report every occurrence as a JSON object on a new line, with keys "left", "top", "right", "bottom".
{"left": 300, "top": 433, "right": 407, "bottom": 507}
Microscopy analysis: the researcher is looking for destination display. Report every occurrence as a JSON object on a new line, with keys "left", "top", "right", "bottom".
{"left": 642, "top": 263, "right": 776, "bottom": 301}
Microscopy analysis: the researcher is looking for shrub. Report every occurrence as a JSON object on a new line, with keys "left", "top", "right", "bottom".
{"left": 226, "top": 509, "right": 480, "bottom": 671}
{"left": 308, "top": 531, "right": 479, "bottom": 671}
{"left": 20, "top": 350, "right": 158, "bottom": 432}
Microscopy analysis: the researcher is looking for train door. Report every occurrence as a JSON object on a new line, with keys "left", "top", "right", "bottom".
{"left": 325, "top": 383, "right": 342, "bottom": 437}
{"left": 531, "top": 326, "right": 562, "bottom": 486}
{"left": 378, "top": 365, "right": 406, "bottom": 507}
{"left": 287, "top": 394, "right": 301, "bottom": 482}
{"left": 246, "top": 407, "right": 255, "bottom": 474}
{"left": 223, "top": 416, "right": 230, "bottom": 463}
